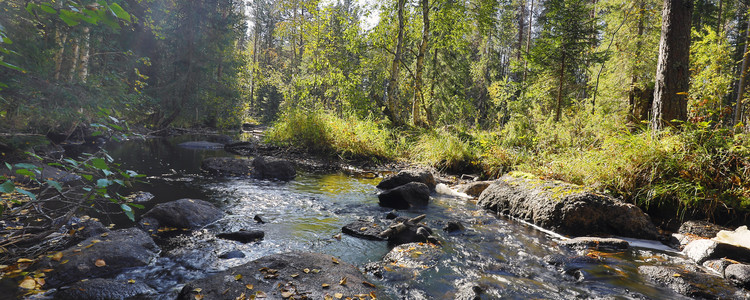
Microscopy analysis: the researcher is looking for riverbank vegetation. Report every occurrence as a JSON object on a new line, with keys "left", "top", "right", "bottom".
{"left": 2, "top": 0, "right": 750, "bottom": 224}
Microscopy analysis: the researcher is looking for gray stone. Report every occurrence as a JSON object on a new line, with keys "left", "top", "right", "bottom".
{"left": 638, "top": 265, "right": 743, "bottom": 299}
{"left": 725, "top": 264, "right": 750, "bottom": 289}
{"left": 703, "top": 259, "right": 732, "bottom": 276}
{"left": 201, "top": 157, "right": 254, "bottom": 176}
{"left": 55, "top": 278, "right": 156, "bottom": 300}
{"left": 141, "top": 198, "right": 224, "bottom": 230}
{"left": 558, "top": 237, "right": 629, "bottom": 251}
{"left": 216, "top": 230, "right": 265, "bottom": 243}
{"left": 35, "top": 228, "right": 159, "bottom": 288}
{"left": 377, "top": 169, "right": 436, "bottom": 190}
{"left": 443, "top": 220, "right": 465, "bottom": 232}
{"left": 219, "top": 250, "right": 246, "bottom": 259}
{"left": 458, "top": 181, "right": 492, "bottom": 197}
{"left": 177, "top": 252, "right": 379, "bottom": 300}
{"left": 683, "top": 239, "right": 750, "bottom": 264}
{"left": 342, "top": 219, "right": 385, "bottom": 241}
{"left": 679, "top": 220, "right": 731, "bottom": 239}
{"left": 378, "top": 182, "right": 430, "bottom": 209}
{"left": 477, "top": 176, "right": 659, "bottom": 239}
{"left": 252, "top": 156, "right": 296, "bottom": 181}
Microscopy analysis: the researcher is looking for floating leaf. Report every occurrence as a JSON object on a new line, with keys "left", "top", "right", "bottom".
{"left": 128, "top": 279, "right": 136, "bottom": 284}
{"left": 369, "top": 291, "right": 377, "bottom": 299}
{"left": 672, "top": 273, "right": 682, "bottom": 277}
{"left": 256, "top": 291, "right": 267, "bottom": 298}
{"left": 324, "top": 294, "right": 333, "bottom": 300}
{"left": 362, "top": 281, "right": 376, "bottom": 288}
{"left": 245, "top": 284, "right": 253, "bottom": 290}
{"left": 291, "top": 274, "right": 299, "bottom": 278}
{"left": 339, "top": 277, "right": 347, "bottom": 285}
{"left": 321, "top": 283, "right": 330, "bottom": 288}
{"left": 332, "top": 257, "right": 340, "bottom": 264}
{"left": 193, "top": 295, "right": 204, "bottom": 300}
{"left": 334, "top": 293, "right": 343, "bottom": 299}
{"left": 303, "top": 268, "right": 310, "bottom": 273}
{"left": 94, "top": 259, "right": 106, "bottom": 267}
{"left": 280, "top": 290, "right": 294, "bottom": 298}
{"left": 235, "top": 292, "right": 246, "bottom": 300}
{"left": 312, "top": 269, "right": 320, "bottom": 273}
{"left": 51, "top": 252, "right": 63, "bottom": 262}
{"left": 19, "top": 277, "right": 36, "bottom": 289}
{"left": 234, "top": 274, "right": 243, "bottom": 281}
{"left": 193, "top": 288, "right": 203, "bottom": 293}
{"left": 333, "top": 233, "right": 341, "bottom": 240}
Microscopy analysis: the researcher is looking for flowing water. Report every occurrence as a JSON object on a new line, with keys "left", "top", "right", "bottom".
{"left": 94, "top": 136, "right": 700, "bottom": 299}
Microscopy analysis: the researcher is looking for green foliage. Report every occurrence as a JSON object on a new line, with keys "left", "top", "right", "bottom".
{"left": 410, "top": 128, "right": 478, "bottom": 173}
{"left": 266, "top": 108, "right": 395, "bottom": 161}
{"left": 689, "top": 27, "right": 734, "bottom": 123}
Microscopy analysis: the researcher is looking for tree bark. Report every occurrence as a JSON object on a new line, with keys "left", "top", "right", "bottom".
{"left": 734, "top": 19, "right": 750, "bottom": 126}
{"left": 53, "top": 31, "right": 68, "bottom": 81}
{"left": 78, "top": 27, "right": 91, "bottom": 83}
{"left": 629, "top": 0, "right": 650, "bottom": 123}
{"left": 68, "top": 39, "right": 80, "bottom": 83}
{"left": 517, "top": 0, "right": 525, "bottom": 62}
{"left": 523, "top": 0, "right": 534, "bottom": 82}
{"left": 651, "top": 0, "right": 692, "bottom": 130}
{"left": 413, "top": 0, "right": 429, "bottom": 127}
{"left": 387, "top": 0, "right": 406, "bottom": 126}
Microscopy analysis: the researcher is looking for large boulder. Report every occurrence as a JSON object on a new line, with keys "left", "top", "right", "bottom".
{"left": 252, "top": 156, "right": 296, "bottom": 181}
{"left": 342, "top": 219, "right": 386, "bottom": 241}
{"left": 201, "top": 157, "right": 254, "bottom": 176}
{"left": 377, "top": 169, "right": 436, "bottom": 190}
{"left": 216, "top": 230, "right": 265, "bottom": 243}
{"left": 679, "top": 220, "right": 731, "bottom": 239}
{"left": 725, "top": 263, "right": 750, "bottom": 289}
{"left": 177, "top": 252, "right": 379, "bottom": 300}
{"left": 683, "top": 239, "right": 750, "bottom": 264}
{"left": 141, "top": 198, "right": 224, "bottom": 230}
{"left": 638, "top": 265, "right": 745, "bottom": 299}
{"left": 477, "top": 176, "right": 659, "bottom": 239}
{"left": 54, "top": 278, "right": 156, "bottom": 300}
{"left": 378, "top": 182, "right": 430, "bottom": 209}
{"left": 35, "top": 228, "right": 159, "bottom": 288}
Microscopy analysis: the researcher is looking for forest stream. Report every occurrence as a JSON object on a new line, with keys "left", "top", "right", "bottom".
{"left": 33, "top": 134, "right": 719, "bottom": 300}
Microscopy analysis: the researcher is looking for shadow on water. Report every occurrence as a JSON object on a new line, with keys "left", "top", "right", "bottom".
{"left": 95, "top": 136, "right": 697, "bottom": 299}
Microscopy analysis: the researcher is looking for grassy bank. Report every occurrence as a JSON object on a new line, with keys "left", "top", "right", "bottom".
{"left": 266, "top": 109, "right": 750, "bottom": 226}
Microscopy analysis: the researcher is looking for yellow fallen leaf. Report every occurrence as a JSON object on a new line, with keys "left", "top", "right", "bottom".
{"left": 303, "top": 268, "right": 310, "bottom": 273}
{"left": 312, "top": 269, "right": 320, "bottom": 273}
{"left": 369, "top": 291, "right": 377, "bottom": 299}
{"left": 35, "top": 278, "right": 45, "bottom": 286}
{"left": 339, "top": 277, "right": 347, "bottom": 285}
{"left": 91, "top": 239, "right": 102, "bottom": 243}
{"left": 94, "top": 259, "right": 106, "bottom": 267}
{"left": 334, "top": 292, "right": 343, "bottom": 299}
{"left": 193, "top": 288, "right": 203, "bottom": 293}
{"left": 324, "top": 294, "right": 333, "bottom": 300}
{"left": 673, "top": 273, "right": 682, "bottom": 277}
{"left": 256, "top": 291, "right": 267, "bottom": 298}
{"left": 193, "top": 294, "right": 204, "bottom": 300}
{"left": 61, "top": 260, "right": 69, "bottom": 264}
{"left": 19, "top": 277, "right": 36, "bottom": 290}
{"left": 332, "top": 257, "right": 340, "bottom": 264}
{"left": 17, "top": 258, "right": 33, "bottom": 263}
{"left": 362, "top": 281, "right": 376, "bottom": 288}
{"left": 234, "top": 274, "right": 243, "bottom": 281}
{"left": 414, "top": 251, "right": 423, "bottom": 255}
{"left": 51, "top": 252, "right": 63, "bottom": 262}
{"left": 128, "top": 279, "right": 136, "bottom": 284}
{"left": 281, "top": 290, "right": 294, "bottom": 298}
{"left": 333, "top": 233, "right": 342, "bottom": 240}
{"left": 245, "top": 284, "right": 253, "bottom": 290}
{"left": 322, "top": 283, "right": 330, "bottom": 288}
{"left": 291, "top": 274, "right": 299, "bottom": 278}
{"left": 100, "top": 233, "right": 109, "bottom": 237}
{"left": 359, "top": 227, "right": 368, "bottom": 231}
{"left": 235, "top": 292, "right": 246, "bottom": 300}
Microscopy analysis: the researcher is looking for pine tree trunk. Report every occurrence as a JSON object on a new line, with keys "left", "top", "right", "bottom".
{"left": 555, "top": 54, "right": 566, "bottom": 122}
{"left": 53, "top": 32, "right": 68, "bottom": 81}
{"left": 413, "top": 0, "right": 429, "bottom": 127}
{"left": 68, "top": 39, "right": 80, "bottom": 83}
{"left": 734, "top": 19, "right": 750, "bottom": 126}
{"left": 523, "top": 0, "right": 534, "bottom": 82}
{"left": 78, "top": 27, "right": 91, "bottom": 83}
{"left": 517, "top": 0, "right": 525, "bottom": 62}
{"left": 387, "top": 0, "right": 406, "bottom": 126}
{"left": 651, "top": 0, "right": 692, "bottom": 130}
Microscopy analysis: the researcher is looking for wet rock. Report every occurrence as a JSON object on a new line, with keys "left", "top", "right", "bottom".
{"left": 457, "top": 181, "right": 492, "bottom": 197}
{"left": 178, "top": 141, "right": 226, "bottom": 149}
{"left": 177, "top": 252, "right": 378, "bottom": 300}
{"left": 367, "top": 242, "right": 443, "bottom": 282}
{"left": 54, "top": 278, "right": 156, "bottom": 300}
{"left": 703, "top": 259, "right": 732, "bottom": 276}
{"left": 224, "top": 140, "right": 259, "bottom": 156}
{"left": 385, "top": 211, "right": 399, "bottom": 219}
{"left": 342, "top": 219, "right": 385, "bottom": 241}
{"left": 219, "top": 250, "right": 246, "bottom": 259}
{"left": 377, "top": 169, "right": 436, "bottom": 190}
{"left": 670, "top": 233, "right": 706, "bottom": 250}
{"left": 68, "top": 218, "right": 110, "bottom": 241}
{"left": 683, "top": 239, "right": 750, "bottom": 264}
{"left": 558, "top": 237, "right": 629, "bottom": 251}
{"left": 714, "top": 226, "right": 750, "bottom": 249}
{"left": 443, "top": 221, "right": 465, "bottom": 233}
{"left": 253, "top": 214, "right": 267, "bottom": 224}
{"left": 679, "top": 220, "right": 731, "bottom": 239}
{"left": 32, "top": 143, "right": 65, "bottom": 159}
{"left": 382, "top": 216, "right": 435, "bottom": 245}
{"left": 201, "top": 157, "right": 254, "bottom": 176}
{"left": 36, "top": 228, "right": 159, "bottom": 288}
{"left": 477, "top": 176, "right": 660, "bottom": 239}
{"left": 125, "top": 191, "right": 155, "bottom": 203}
{"left": 455, "top": 284, "right": 483, "bottom": 300}
{"left": 638, "top": 265, "right": 744, "bottom": 299}
{"left": 378, "top": 182, "right": 430, "bottom": 209}
{"left": 216, "top": 230, "right": 265, "bottom": 243}
{"left": 252, "top": 156, "right": 296, "bottom": 181}
{"left": 725, "top": 263, "right": 750, "bottom": 289}
{"left": 141, "top": 198, "right": 224, "bottom": 230}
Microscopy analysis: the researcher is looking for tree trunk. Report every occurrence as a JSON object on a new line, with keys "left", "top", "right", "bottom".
{"left": 53, "top": 31, "right": 68, "bottom": 81}
{"left": 629, "top": 0, "right": 649, "bottom": 123}
{"left": 413, "top": 0, "right": 429, "bottom": 127}
{"left": 250, "top": 30, "right": 259, "bottom": 111}
{"left": 523, "top": 0, "right": 534, "bottom": 82}
{"left": 68, "top": 39, "right": 80, "bottom": 83}
{"left": 555, "top": 54, "right": 566, "bottom": 122}
{"left": 387, "top": 0, "right": 406, "bottom": 126}
{"left": 734, "top": 19, "right": 750, "bottom": 126}
{"left": 517, "top": 0, "right": 525, "bottom": 62}
{"left": 78, "top": 27, "right": 91, "bottom": 83}
{"left": 651, "top": 0, "right": 692, "bottom": 130}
